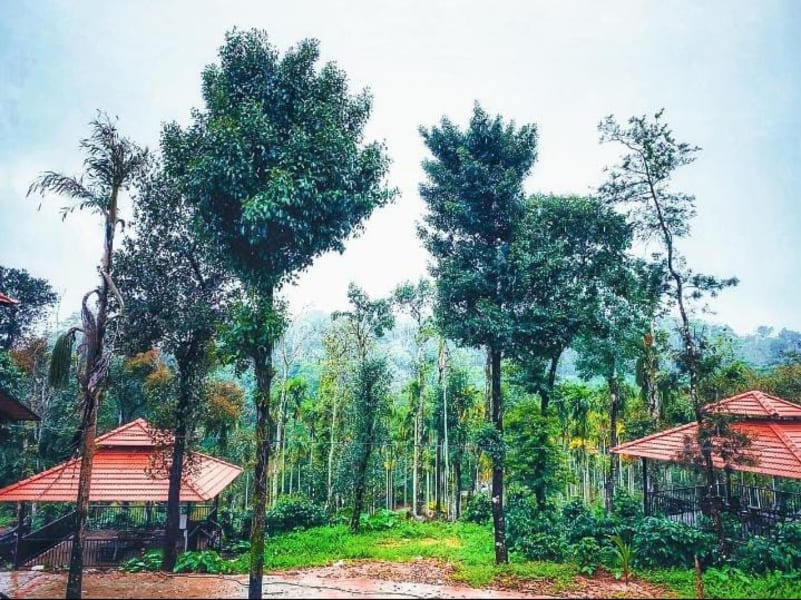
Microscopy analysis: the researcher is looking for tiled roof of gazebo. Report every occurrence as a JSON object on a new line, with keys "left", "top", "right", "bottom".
{"left": 611, "top": 390, "right": 801, "bottom": 479}
{"left": 0, "top": 418, "right": 241, "bottom": 502}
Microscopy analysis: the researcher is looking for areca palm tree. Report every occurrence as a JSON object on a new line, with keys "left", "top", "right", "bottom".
{"left": 28, "top": 113, "right": 148, "bottom": 600}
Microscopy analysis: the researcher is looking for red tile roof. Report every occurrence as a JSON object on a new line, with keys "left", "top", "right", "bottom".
{"left": 0, "top": 292, "right": 19, "bottom": 306}
{"left": 703, "top": 390, "right": 801, "bottom": 420}
{"left": 0, "top": 419, "right": 241, "bottom": 502}
{"left": 612, "top": 390, "right": 801, "bottom": 479}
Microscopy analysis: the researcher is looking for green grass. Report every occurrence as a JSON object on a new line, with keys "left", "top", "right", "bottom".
{"left": 641, "top": 567, "right": 801, "bottom": 599}
{"left": 220, "top": 520, "right": 801, "bottom": 598}
{"left": 244, "top": 520, "right": 577, "bottom": 590}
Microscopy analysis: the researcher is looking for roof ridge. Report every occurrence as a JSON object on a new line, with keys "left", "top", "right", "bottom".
{"left": 751, "top": 391, "right": 780, "bottom": 417}
{"left": 767, "top": 422, "right": 801, "bottom": 466}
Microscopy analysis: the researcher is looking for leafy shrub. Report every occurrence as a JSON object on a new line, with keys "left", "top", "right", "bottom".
{"left": 120, "top": 549, "right": 163, "bottom": 572}
{"left": 265, "top": 495, "right": 326, "bottom": 534}
{"left": 173, "top": 550, "right": 235, "bottom": 574}
{"left": 570, "top": 536, "right": 602, "bottom": 575}
{"left": 506, "top": 491, "right": 566, "bottom": 561}
{"left": 562, "top": 500, "right": 620, "bottom": 545}
{"left": 632, "top": 516, "right": 715, "bottom": 568}
{"left": 361, "top": 509, "right": 404, "bottom": 531}
{"left": 612, "top": 489, "right": 643, "bottom": 520}
{"left": 733, "top": 522, "right": 801, "bottom": 574}
{"left": 462, "top": 493, "right": 492, "bottom": 524}
{"left": 514, "top": 529, "right": 567, "bottom": 561}
{"left": 222, "top": 539, "right": 251, "bottom": 555}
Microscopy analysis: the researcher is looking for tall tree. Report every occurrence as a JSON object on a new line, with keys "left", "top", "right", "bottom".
{"left": 333, "top": 283, "right": 394, "bottom": 532}
{"left": 114, "top": 169, "right": 230, "bottom": 571}
{"left": 392, "top": 278, "right": 433, "bottom": 517}
{"left": 598, "top": 109, "right": 738, "bottom": 551}
{"left": 509, "top": 194, "right": 633, "bottom": 415}
{"left": 0, "top": 267, "right": 57, "bottom": 350}
{"left": 29, "top": 114, "right": 148, "bottom": 599}
{"left": 418, "top": 103, "right": 538, "bottom": 563}
{"left": 161, "top": 29, "right": 392, "bottom": 598}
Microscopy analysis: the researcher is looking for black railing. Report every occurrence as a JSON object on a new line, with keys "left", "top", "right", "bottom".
{"left": 15, "top": 511, "right": 77, "bottom": 568}
{"left": 87, "top": 503, "right": 167, "bottom": 530}
{"left": 23, "top": 531, "right": 167, "bottom": 568}
{"left": 649, "top": 484, "right": 801, "bottom": 536}
{"left": 11, "top": 503, "right": 219, "bottom": 568}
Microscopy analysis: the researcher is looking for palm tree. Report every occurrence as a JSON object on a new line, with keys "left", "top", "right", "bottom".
{"left": 28, "top": 113, "right": 148, "bottom": 599}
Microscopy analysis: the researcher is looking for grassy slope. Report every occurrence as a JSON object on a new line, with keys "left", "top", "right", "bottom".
{"left": 231, "top": 521, "right": 801, "bottom": 598}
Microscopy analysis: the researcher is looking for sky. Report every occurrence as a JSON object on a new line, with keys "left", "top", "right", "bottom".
{"left": 1, "top": 0, "right": 799, "bottom": 335}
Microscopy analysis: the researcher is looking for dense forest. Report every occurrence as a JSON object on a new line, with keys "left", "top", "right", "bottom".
{"left": 2, "top": 28, "right": 801, "bottom": 600}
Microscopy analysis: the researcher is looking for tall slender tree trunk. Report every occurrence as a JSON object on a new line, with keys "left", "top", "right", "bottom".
{"left": 326, "top": 391, "right": 339, "bottom": 512}
{"left": 413, "top": 342, "right": 425, "bottom": 517}
{"left": 249, "top": 340, "right": 274, "bottom": 600}
{"left": 67, "top": 192, "right": 117, "bottom": 600}
{"left": 646, "top": 172, "right": 725, "bottom": 554}
{"left": 489, "top": 347, "right": 508, "bottom": 564}
{"left": 604, "top": 374, "right": 620, "bottom": 512}
{"left": 534, "top": 351, "right": 560, "bottom": 510}
{"left": 440, "top": 340, "right": 450, "bottom": 519}
{"left": 271, "top": 366, "right": 289, "bottom": 506}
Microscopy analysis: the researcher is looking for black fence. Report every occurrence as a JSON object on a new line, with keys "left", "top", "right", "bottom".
{"left": 0, "top": 502, "right": 219, "bottom": 569}
{"left": 22, "top": 531, "right": 167, "bottom": 568}
{"left": 649, "top": 484, "right": 801, "bottom": 537}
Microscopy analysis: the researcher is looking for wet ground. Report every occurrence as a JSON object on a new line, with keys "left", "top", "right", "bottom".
{"left": 1, "top": 570, "right": 548, "bottom": 599}
{"left": 0, "top": 560, "right": 671, "bottom": 599}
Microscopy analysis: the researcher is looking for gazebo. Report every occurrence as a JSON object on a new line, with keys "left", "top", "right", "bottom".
{"left": 0, "top": 418, "right": 242, "bottom": 568}
{"left": 611, "top": 390, "right": 801, "bottom": 535}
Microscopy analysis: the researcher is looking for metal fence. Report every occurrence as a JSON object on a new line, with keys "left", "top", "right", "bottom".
{"left": 1, "top": 502, "right": 219, "bottom": 569}
{"left": 649, "top": 484, "right": 801, "bottom": 537}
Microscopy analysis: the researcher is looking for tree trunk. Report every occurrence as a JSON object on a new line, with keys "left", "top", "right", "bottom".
{"left": 67, "top": 193, "right": 117, "bottom": 599}
{"left": 454, "top": 449, "right": 463, "bottom": 520}
{"left": 646, "top": 170, "right": 724, "bottom": 554}
{"left": 489, "top": 347, "right": 508, "bottom": 564}
{"left": 271, "top": 365, "right": 289, "bottom": 506}
{"left": 534, "top": 351, "right": 560, "bottom": 510}
{"left": 413, "top": 342, "right": 425, "bottom": 517}
{"left": 248, "top": 344, "right": 274, "bottom": 600}
{"left": 161, "top": 369, "right": 192, "bottom": 571}
{"left": 325, "top": 391, "right": 339, "bottom": 512}
{"left": 604, "top": 375, "right": 620, "bottom": 513}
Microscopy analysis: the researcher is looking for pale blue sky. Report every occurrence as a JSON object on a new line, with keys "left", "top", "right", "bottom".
{"left": 1, "top": 0, "right": 799, "bottom": 334}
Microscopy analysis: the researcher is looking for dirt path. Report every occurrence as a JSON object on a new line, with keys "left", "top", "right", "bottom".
{"left": 1, "top": 560, "right": 672, "bottom": 599}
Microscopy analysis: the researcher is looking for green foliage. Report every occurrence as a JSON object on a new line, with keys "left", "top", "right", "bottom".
{"left": 173, "top": 550, "right": 237, "bottom": 574}
{"left": 120, "top": 549, "right": 163, "bottom": 572}
{"left": 733, "top": 522, "right": 801, "bottom": 574}
{"left": 47, "top": 330, "right": 76, "bottom": 389}
{"left": 162, "top": 28, "right": 393, "bottom": 292}
{"left": 610, "top": 533, "right": 634, "bottom": 584}
{"left": 632, "top": 516, "right": 715, "bottom": 569}
{"left": 0, "top": 266, "right": 58, "bottom": 351}
{"left": 570, "top": 536, "right": 602, "bottom": 575}
{"left": 461, "top": 493, "right": 492, "bottom": 524}
{"left": 265, "top": 495, "right": 327, "bottom": 534}
{"left": 472, "top": 422, "right": 505, "bottom": 466}
{"left": 505, "top": 492, "right": 566, "bottom": 561}
{"left": 505, "top": 401, "right": 566, "bottom": 496}
{"left": 359, "top": 509, "right": 405, "bottom": 532}
{"left": 418, "top": 102, "right": 537, "bottom": 353}
{"left": 643, "top": 566, "right": 801, "bottom": 599}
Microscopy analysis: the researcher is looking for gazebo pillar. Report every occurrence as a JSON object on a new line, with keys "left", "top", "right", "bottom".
{"left": 642, "top": 457, "right": 649, "bottom": 516}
